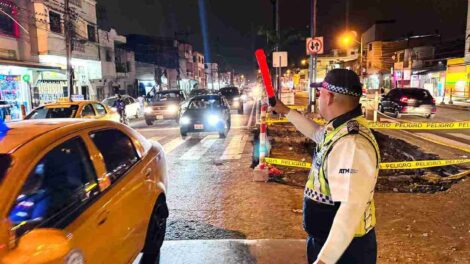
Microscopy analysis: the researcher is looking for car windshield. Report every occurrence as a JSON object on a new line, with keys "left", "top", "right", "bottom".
{"left": 188, "top": 97, "right": 221, "bottom": 109}
{"left": 150, "top": 92, "right": 182, "bottom": 102}
{"left": 401, "top": 89, "right": 432, "bottom": 99}
{"left": 219, "top": 87, "right": 239, "bottom": 96}
{"left": 26, "top": 105, "right": 79, "bottom": 119}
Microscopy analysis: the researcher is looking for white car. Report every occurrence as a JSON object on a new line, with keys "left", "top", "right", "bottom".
{"left": 102, "top": 95, "right": 143, "bottom": 119}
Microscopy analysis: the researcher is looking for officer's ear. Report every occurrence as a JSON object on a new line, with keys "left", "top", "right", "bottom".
{"left": 327, "top": 91, "right": 336, "bottom": 106}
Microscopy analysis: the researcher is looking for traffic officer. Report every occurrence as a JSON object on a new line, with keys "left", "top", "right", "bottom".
{"left": 272, "top": 69, "right": 380, "bottom": 264}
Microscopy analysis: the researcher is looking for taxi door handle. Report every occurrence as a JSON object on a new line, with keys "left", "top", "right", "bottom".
{"left": 97, "top": 211, "right": 110, "bottom": 226}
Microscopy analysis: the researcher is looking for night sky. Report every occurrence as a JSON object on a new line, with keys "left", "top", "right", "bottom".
{"left": 97, "top": 0, "right": 467, "bottom": 80}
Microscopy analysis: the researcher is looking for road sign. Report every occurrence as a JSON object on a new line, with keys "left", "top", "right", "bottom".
{"left": 306, "top": 37, "right": 324, "bottom": 55}
{"left": 272, "top": 51, "right": 288, "bottom": 68}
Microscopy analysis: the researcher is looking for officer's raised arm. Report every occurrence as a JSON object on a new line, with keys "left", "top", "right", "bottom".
{"left": 272, "top": 98, "right": 324, "bottom": 143}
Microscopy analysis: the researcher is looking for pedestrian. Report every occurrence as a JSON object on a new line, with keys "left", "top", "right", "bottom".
{"left": 272, "top": 69, "right": 380, "bottom": 264}
{"left": 113, "top": 94, "right": 126, "bottom": 123}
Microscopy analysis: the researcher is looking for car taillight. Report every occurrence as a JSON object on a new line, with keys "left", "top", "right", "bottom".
{"left": 432, "top": 97, "right": 436, "bottom": 104}
{"left": 400, "top": 96, "right": 408, "bottom": 104}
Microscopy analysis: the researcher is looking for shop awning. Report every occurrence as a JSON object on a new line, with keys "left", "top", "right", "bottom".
{"left": 0, "top": 59, "right": 61, "bottom": 70}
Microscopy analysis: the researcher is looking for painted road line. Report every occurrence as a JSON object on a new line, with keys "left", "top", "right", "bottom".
{"left": 162, "top": 137, "right": 188, "bottom": 154}
{"left": 221, "top": 135, "right": 248, "bottom": 160}
{"left": 148, "top": 136, "right": 164, "bottom": 142}
{"left": 137, "top": 127, "right": 179, "bottom": 131}
{"left": 180, "top": 135, "right": 219, "bottom": 160}
{"left": 415, "top": 132, "right": 470, "bottom": 153}
{"left": 448, "top": 133, "right": 470, "bottom": 141}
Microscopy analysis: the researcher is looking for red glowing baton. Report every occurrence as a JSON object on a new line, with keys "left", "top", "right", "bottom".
{"left": 255, "top": 49, "right": 276, "bottom": 106}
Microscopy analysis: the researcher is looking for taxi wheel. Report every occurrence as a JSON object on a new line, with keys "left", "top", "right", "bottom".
{"left": 141, "top": 196, "right": 168, "bottom": 263}
{"left": 146, "top": 119, "right": 154, "bottom": 126}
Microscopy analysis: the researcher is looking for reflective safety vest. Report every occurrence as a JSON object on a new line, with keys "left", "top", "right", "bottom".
{"left": 304, "top": 116, "right": 380, "bottom": 237}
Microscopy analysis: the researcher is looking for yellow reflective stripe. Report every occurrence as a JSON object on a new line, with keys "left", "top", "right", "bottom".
{"left": 318, "top": 164, "right": 330, "bottom": 196}
{"left": 354, "top": 199, "right": 376, "bottom": 237}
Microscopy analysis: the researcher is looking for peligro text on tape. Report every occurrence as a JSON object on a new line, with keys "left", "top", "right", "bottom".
{"left": 265, "top": 157, "right": 470, "bottom": 170}
{"left": 379, "top": 159, "right": 470, "bottom": 170}
{"left": 264, "top": 157, "right": 312, "bottom": 169}
{"left": 367, "top": 121, "right": 470, "bottom": 130}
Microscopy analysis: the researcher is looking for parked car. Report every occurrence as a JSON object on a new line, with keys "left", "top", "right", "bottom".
{"left": 25, "top": 99, "right": 120, "bottom": 122}
{"left": 378, "top": 88, "right": 436, "bottom": 118}
{"left": 0, "top": 119, "right": 168, "bottom": 264}
{"left": 144, "top": 89, "right": 186, "bottom": 125}
{"left": 219, "top": 86, "right": 243, "bottom": 114}
{"left": 102, "top": 95, "right": 142, "bottom": 119}
{"left": 179, "top": 94, "right": 231, "bottom": 138}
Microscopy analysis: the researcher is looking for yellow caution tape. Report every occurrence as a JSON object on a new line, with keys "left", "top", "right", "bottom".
{"left": 264, "top": 157, "right": 312, "bottom": 169}
{"left": 367, "top": 121, "right": 470, "bottom": 130}
{"left": 264, "top": 157, "right": 470, "bottom": 170}
{"left": 266, "top": 117, "right": 289, "bottom": 124}
{"left": 379, "top": 159, "right": 470, "bottom": 170}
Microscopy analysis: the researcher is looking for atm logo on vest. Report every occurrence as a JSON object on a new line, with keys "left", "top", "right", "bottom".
{"left": 339, "top": 168, "right": 358, "bottom": 174}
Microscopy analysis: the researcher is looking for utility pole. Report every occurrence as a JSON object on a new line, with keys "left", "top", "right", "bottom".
{"left": 275, "top": 0, "right": 280, "bottom": 100}
{"left": 64, "top": 0, "right": 73, "bottom": 98}
{"left": 308, "top": 0, "right": 318, "bottom": 113}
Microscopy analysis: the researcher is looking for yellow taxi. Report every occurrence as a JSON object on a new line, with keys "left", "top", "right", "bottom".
{"left": 24, "top": 98, "right": 120, "bottom": 122}
{"left": 0, "top": 119, "right": 168, "bottom": 264}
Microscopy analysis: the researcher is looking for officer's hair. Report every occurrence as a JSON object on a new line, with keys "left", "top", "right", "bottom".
{"left": 333, "top": 93, "right": 360, "bottom": 109}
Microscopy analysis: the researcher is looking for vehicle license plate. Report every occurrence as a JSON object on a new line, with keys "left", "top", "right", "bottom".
{"left": 156, "top": 115, "right": 164, "bottom": 120}
{"left": 194, "top": 124, "right": 204, "bottom": 129}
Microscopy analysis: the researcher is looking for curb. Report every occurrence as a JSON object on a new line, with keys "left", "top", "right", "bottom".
{"left": 437, "top": 104, "right": 470, "bottom": 111}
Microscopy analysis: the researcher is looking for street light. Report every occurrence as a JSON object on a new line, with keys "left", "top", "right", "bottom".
{"left": 301, "top": 59, "right": 308, "bottom": 66}
{"left": 338, "top": 31, "right": 363, "bottom": 77}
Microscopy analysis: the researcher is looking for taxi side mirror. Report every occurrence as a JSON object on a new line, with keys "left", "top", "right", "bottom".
{"left": 1, "top": 229, "right": 75, "bottom": 263}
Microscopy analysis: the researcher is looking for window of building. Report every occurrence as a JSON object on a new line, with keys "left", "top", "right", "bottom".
{"left": 87, "top": 24, "right": 96, "bottom": 42}
{"left": 368, "top": 43, "right": 372, "bottom": 51}
{"left": 399, "top": 53, "right": 405, "bottom": 63}
{"left": 368, "top": 62, "right": 372, "bottom": 68}
{"left": 105, "top": 48, "right": 113, "bottom": 62}
{"left": 8, "top": 137, "right": 99, "bottom": 237}
{"left": 49, "top": 11, "right": 62, "bottom": 33}
{"left": 89, "top": 129, "right": 139, "bottom": 183}
{"left": 0, "top": 1, "right": 19, "bottom": 37}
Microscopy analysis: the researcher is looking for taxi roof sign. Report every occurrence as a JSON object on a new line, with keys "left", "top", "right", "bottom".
{"left": 57, "top": 97, "right": 71, "bottom": 103}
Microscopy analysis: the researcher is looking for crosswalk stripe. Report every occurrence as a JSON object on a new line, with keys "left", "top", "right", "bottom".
{"left": 180, "top": 135, "right": 219, "bottom": 160}
{"left": 148, "top": 136, "right": 164, "bottom": 142}
{"left": 416, "top": 133, "right": 470, "bottom": 153}
{"left": 220, "top": 135, "right": 248, "bottom": 160}
{"left": 448, "top": 133, "right": 470, "bottom": 141}
{"left": 162, "top": 137, "right": 188, "bottom": 154}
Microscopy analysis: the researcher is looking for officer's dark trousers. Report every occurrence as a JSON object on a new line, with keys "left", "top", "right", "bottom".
{"left": 306, "top": 229, "right": 377, "bottom": 264}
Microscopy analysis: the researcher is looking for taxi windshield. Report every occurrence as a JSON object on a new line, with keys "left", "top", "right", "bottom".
{"left": 188, "top": 97, "right": 221, "bottom": 110}
{"left": 26, "top": 105, "right": 79, "bottom": 119}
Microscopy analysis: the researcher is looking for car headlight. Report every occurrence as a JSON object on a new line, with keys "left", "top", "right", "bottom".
{"left": 167, "top": 104, "right": 178, "bottom": 113}
{"left": 180, "top": 116, "right": 191, "bottom": 125}
{"left": 144, "top": 107, "right": 153, "bottom": 113}
{"left": 208, "top": 114, "right": 220, "bottom": 125}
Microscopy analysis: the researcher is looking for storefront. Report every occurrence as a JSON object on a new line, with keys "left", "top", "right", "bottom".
{"left": 0, "top": 65, "right": 33, "bottom": 120}
{"left": 446, "top": 58, "right": 470, "bottom": 100}
{"left": 38, "top": 55, "right": 102, "bottom": 100}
